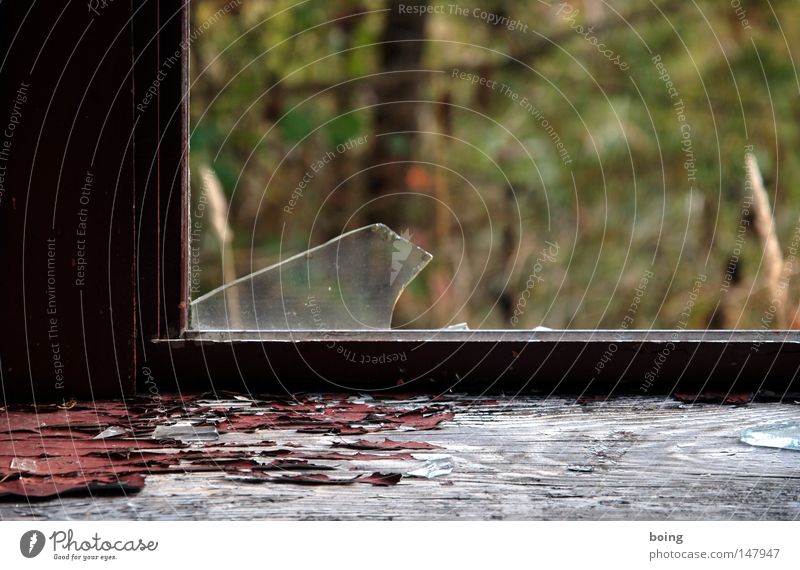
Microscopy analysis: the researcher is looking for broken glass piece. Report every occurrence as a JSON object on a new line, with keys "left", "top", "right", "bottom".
{"left": 741, "top": 422, "right": 800, "bottom": 451}
{"left": 191, "top": 224, "right": 432, "bottom": 330}
{"left": 152, "top": 423, "right": 219, "bottom": 443}
{"left": 442, "top": 324, "right": 552, "bottom": 331}
{"left": 94, "top": 426, "right": 131, "bottom": 439}
{"left": 406, "top": 457, "right": 454, "bottom": 478}
{"left": 10, "top": 457, "right": 38, "bottom": 473}
{"left": 195, "top": 399, "right": 254, "bottom": 409}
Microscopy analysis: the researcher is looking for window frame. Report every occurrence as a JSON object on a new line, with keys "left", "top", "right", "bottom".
{"left": 130, "top": 1, "right": 800, "bottom": 395}
{"left": 1, "top": 1, "right": 796, "bottom": 403}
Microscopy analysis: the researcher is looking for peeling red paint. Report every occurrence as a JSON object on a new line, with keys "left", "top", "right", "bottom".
{"left": 1, "top": 393, "right": 456, "bottom": 499}
{"left": 303, "top": 451, "right": 416, "bottom": 461}
{"left": 256, "top": 472, "right": 402, "bottom": 487}
{"left": 334, "top": 438, "right": 442, "bottom": 450}
{"left": 0, "top": 474, "right": 145, "bottom": 498}
{"left": 673, "top": 392, "right": 753, "bottom": 405}
{"left": 356, "top": 472, "right": 404, "bottom": 486}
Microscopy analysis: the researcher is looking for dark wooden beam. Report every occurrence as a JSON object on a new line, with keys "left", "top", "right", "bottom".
{"left": 134, "top": 0, "right": 189, "bottom": 349}
{"left": 149, "top": 329, "right": 800, "bottom": 395}
{"left": 0, "top": 1, "right": 137, "bottom": 401}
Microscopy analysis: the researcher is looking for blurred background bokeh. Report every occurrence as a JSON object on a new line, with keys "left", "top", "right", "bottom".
{"left": 189, "top": 0, "right": 800, "bottom": 329}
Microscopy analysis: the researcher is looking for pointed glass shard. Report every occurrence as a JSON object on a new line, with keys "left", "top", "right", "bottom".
{"left": 94, "top": 426, "right": 132, "bottom": 439}
{"left": 152, "top": 422, "right": 219, "bottom": 443}
{"left": 741, "top": 422, "right": 800, "bottom": 451}
{"left": 191, "top": 224, "right": 433, "bottom": 330}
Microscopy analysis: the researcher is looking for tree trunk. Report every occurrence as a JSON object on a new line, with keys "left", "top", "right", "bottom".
{"left": 363, "top": 0, "right": 427, "bottom": 229}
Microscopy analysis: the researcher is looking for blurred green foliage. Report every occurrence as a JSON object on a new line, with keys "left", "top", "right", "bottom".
{"left": 190, "top": 0, "right": 800, "bottom": 329}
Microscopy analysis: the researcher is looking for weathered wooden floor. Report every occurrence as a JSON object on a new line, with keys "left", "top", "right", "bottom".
{"left": 2, "top": 396, "right": 799, "bottom": 520}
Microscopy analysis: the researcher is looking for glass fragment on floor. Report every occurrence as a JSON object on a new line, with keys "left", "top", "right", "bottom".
{"left": 740, "top": 422, "right": 800, "bottom": 451}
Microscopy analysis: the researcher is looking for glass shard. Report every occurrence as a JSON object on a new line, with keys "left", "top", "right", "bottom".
{"left": 191, "top": 224, "right": 433, "bottom": 330}
{"left": 740, "top": 422, "right": 800, "bottom": 451}
{"left": 152, "top": 423, "right": 219, "bottom": 443}
{"left": 94, "top": 426, "right": 131, "bottom": 439}
{"left": 406, "top": 457, "right": 454, "bottom": 479}
{"left": 10, "top": 457, "right": 39, "bottom": 474}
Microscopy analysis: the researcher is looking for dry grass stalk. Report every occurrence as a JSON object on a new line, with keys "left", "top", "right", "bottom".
{"left": 745, "top": 153, "right": 787, "bottom": 327}
{"left": 199, "top": 165, "right": 240, "bottom": 326}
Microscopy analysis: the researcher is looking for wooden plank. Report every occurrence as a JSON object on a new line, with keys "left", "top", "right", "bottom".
{"left": 2, "top": 396, "right": 799, "bottom": 520}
